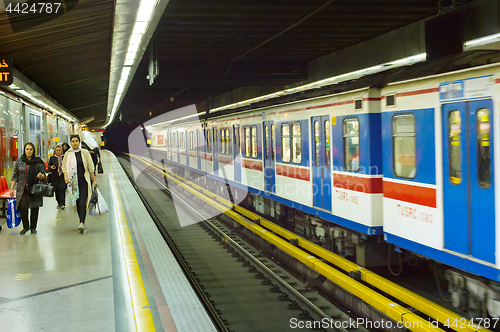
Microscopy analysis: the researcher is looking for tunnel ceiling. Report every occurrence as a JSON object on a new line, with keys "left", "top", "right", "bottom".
{"left": 0, "top": 0, "right": 461, "bottom": 127}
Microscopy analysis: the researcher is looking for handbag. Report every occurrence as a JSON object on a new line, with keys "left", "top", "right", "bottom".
{"left": 98, "top": 161, "right": 104, "bottom": 174}
{"left": 89, "top": 186, "right": 108, "bottom": 218}
{"left": 6, "top": 198, "right": 21, "bottom": 228}
{"left": 30, "top": 177, "right": 54, "bottom": 197}
{"left": 89, "top": 185, "right": 98, "bottom": 206}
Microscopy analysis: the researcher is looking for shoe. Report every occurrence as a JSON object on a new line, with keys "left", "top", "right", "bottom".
{"left": 56, "top": 205, "right": 61, "bottom": 210}
{"left": 61, "top": 206, "right": 65, "bottom": 210}
{"left": 20, "top": 229, "right": 28, "bottom": 235}
{"left": 79, "top": 223, "right": 85, "bottom": 234}
{"left": 31, "top": 229, "right": 37, "bottom": 234}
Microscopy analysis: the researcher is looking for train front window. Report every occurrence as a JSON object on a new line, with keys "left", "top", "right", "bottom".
{"left": 292, "top": 123, "right": 301, "bottom": 164}
{"left": 281, "top": 124, "right": 290, "bottom": 162}
{"left": 343, "top": 118, "right": 359, "bottom": 172}
{"left": 392, "top": 114, "right": 416, "bottom": 178}
{"left": 477, "top": 108, "right": 491, "bottom": 189}
{"left": 448, "top": 110, "right": 462, "bottom": 184}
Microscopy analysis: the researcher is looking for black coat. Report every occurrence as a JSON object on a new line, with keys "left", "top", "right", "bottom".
{"left": 12, "top": 157, "right": 46, "bottom": 209}
{"left": 48, "top": 155, "right": 66, "bottom": 190}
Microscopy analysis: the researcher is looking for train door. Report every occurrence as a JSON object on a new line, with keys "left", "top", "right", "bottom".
{"left": 311, "top": 116, "right": 332, "bottom": 211}
{"left": 263, "top": 121, "right": 275, "bottom": 192}
{"left": 233, "top": 125, "right": 241, "bottom": 182}
{"left": 442, "top": 100, "right": 495, "bottom": 263}
{"left": 174, "top": 131, "right": 179, "bottom": 163}
{"left": 197, "top": 129, "right": 202, "bottom": 169}
{"left": 213, "top": 127, "right": 219, "bottom": 175}
{"left": 168, "top": 131, "right": 172, "bottom": 160}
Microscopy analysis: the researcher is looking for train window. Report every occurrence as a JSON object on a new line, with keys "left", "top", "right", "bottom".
{"left": 314, "top": 121, "right": 320, "bottom": 166}
{"left": 477, "top": 108, "right": 491, "bottom": 189}
{"left": 206, "top": 129, "right": 211, "bottom": 153}
{"left": 325, "top": 120, "right": 331, "bottom": 167}
{"left": 448, "top": 111, "right": 462, "bottom": 184}
{"left": 292, "top": 123, "right": 301, "bottom": 164}
{"left": 343, "top": 118, "right": 360, "bottom": 172}
{"left": 281, "top": 123, "right": 290, "bottom": 162}
{"left": 226, "top": 128, "right": 230, "bottom": 155}
{"left": 180, "top": 132, "right": 185, "bottom": 149}
{"left": 392, "top": 114, "right": 416, "bottom": 178}
{"left": 220, "top": 129, "right": 225, "bottom": 154}
{"left": 190, "top": 131, "right": 195, "bottom": 150}
{"left": 271, "top": 124, "right": 275, "bottom": 159}
{"left": 173, "top": 132, "right": 177, "bottom": 148}
{"left": 251, "top": 126, "right": 258, "bottom": 158}
{"left": 245, "top": 127, "right": 251, "bottom": 157}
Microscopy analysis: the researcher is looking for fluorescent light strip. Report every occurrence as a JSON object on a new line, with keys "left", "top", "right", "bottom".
{"left": 105, "top": 0, "right": 161, "bottom": 128}
{"left": 209, "top": 53, "right": 427, "bottom": 113}
{"left": 147, "top": 112, "right": 206, "bottom": 128}
{"left": 464, "top": 33, "right": 500, "bottom": 48}
{"left": 137, "top": 5, "right": 154, "bottom": 22}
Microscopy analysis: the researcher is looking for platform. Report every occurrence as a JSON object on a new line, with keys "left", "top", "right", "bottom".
{"left": 0, "top": 151, "right": 216, "bottom": 332}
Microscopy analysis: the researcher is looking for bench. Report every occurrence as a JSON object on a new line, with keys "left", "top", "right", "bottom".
{"left": 0, "top": 176, "right": 14, "bottom": 218}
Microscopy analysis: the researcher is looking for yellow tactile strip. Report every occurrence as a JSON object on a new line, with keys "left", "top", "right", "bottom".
{"left": 108, "top": 152, "right": 156, "bottom": 331}
{"left": 130, "top": 153, "right": 489, "bottom": 332}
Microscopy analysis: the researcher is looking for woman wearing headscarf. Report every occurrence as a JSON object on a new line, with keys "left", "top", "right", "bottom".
{"left": 9, "top": 142, "right": 46, "bottom": 234}
{"left": 63, "top": 135, "right": 98, "bottom": 234}
{"left": 48, "top": 144, "right": 66, "bottom": 209}
{"left": 62, "top": 142, "right": 70, "bottom": 155}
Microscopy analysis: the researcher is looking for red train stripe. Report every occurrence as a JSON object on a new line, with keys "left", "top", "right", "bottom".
{"left": 242, "top": 159, "right": 263, "bottom": 171}
{"left": 189, "top": 152, "right": 197, "bottom": 158}
{"left": 276, "top": 165, "right": 310, "bottom": 181}
{"left": 396, "top": 88, "right": 439, "bottom": 97}
{"left": 219, "top": 156, "right": 233, "bottom": 165}
{"left": 201, "top": 153, "right": 213, "bottom": 161}
{"left": 179, "top": 151, "right": 186, "bottom": 155}
{"left": 383, "top": 181, "right": 436, "bottom": 208}
{"left": 333, "top": 173, "right": 383, "bottom": 193}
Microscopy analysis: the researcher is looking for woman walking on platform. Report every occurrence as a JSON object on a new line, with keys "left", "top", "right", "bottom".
{"left": 63, "top": 135, "right": 98, "bottom": 234}
{"left": 9, "top": 142, "right": 46, "bottom": 234}
{"left": 48, "top": 144, "right": 66, "bottom": 209}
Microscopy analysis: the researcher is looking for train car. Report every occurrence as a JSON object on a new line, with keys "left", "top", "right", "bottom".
{"left": 381, "top": 64, "right": 500, "bottom": 314}
{"left": 156, "top": 52, "right": 500, "bottom": 317}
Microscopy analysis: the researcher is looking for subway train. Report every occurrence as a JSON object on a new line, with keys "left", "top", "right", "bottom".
{"left": 148, "top": 51, "right": 500, "bottom": 318}
{"left": 0, "top": 88, "right": 76, "bottom": 179}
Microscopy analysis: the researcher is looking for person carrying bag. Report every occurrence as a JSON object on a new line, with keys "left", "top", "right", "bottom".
{"left": 63, "top": 135, "right": 98, "bottom": 234}
{"left": 48, "top": 144, "right": 67, "bottom": 209}
{"left": 9, "top": 142, "right": 46, "bottom": 234}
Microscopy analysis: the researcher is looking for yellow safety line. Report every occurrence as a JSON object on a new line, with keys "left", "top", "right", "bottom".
{"left": 109, "top": 152, "right": 156, "bottom": 331}
{"left": 129, "top": 153, "right": 488, "bottom": 332}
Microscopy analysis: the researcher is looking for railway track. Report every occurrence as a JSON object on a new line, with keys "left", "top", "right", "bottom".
{"left": 122, "top": 151, "right": 494, "bottom": 332}
{"left": 119, "top": 155, "right": 365, "bottom": 332}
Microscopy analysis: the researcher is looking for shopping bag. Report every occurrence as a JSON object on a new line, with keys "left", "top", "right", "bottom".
{"left": 6, "top": 198, "right": 21, "bottom": 228}
{"left": 88, "top": 187, "right": 109, "bottom": 217}
{"left": 97, "top": 161, "right": 104, "bottom": 174}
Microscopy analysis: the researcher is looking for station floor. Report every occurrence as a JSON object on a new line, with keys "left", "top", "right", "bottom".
{"left": 0, "top": 151, "right": 216, "bottom": 332}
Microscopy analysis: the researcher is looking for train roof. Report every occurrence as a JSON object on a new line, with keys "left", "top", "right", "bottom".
{"left": 149, "top": 50, "right": 500, "bottom": 129}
